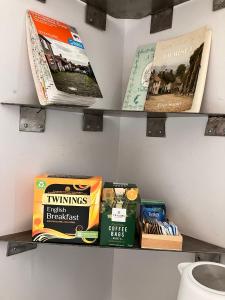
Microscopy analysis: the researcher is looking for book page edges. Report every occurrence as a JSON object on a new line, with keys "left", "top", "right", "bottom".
{"left": 186, "top": 29, "right": 212, "bottom": 113}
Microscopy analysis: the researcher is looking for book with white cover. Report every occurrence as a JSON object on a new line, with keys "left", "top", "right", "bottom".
{"left": 26, "top": 11, "right": 103, "bottom": 106}
{"left": 144, "top": 27, "right": 212, "bottom": 113}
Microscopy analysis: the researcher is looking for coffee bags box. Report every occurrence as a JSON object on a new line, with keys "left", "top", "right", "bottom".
{"left": 32, "top": 175, "right": 102, "bottom": 245}
{"left": 100, "top": 182, "right": 139, "bottom": 247}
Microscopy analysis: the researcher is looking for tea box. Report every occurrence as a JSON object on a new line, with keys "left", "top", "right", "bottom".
{"left": 32, "top": 175, "right": 102, "bottom": 244}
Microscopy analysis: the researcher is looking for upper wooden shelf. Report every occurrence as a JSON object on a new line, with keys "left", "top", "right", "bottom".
{"left": 0, "top": 230, "right": 225, "bottom": 255}
{"left": 80, "top": 0, "right": 190, "bottom": 19}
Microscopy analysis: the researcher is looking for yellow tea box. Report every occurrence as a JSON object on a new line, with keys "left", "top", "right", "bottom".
{"left": 32, "top": 175, "right": 102, "bottom": 245}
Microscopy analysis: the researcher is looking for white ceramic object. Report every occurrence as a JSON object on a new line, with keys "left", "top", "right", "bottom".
{"left": 177, "top": 261, "right": 225, "bottom": 300}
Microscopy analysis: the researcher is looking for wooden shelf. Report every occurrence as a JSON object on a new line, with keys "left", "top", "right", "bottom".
{"left": 0, "top": 230, "right": 225, "bottom": 254}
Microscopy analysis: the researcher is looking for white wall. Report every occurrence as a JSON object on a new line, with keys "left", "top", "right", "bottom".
{"left": 113, "top": 1, "right": 225, "bottom": 299}
{"left": 0, "top": 111, "right": 117, "bottom": 300}
{"left": 121, "top": 0, "right": 225, "bottom": 113}
{"left": 0, "top": 0, "right": 124, "bottom": 109}
{"left": 0, "top": 1, "right": 225, "bottom": 300}
{"left": 117, "top": 115, "right": 225, "bottom": 247}
{"left": 0, "top": 0, "right": 123, "bottom": 299}
{"left": 112, "top": 251, "right": 193, "bottom": 300}
{"left": 118, "top": 0, "right": 225, "bottom": 248}
{"left": 0, "top": 244, "right": 114, "bottom": 300}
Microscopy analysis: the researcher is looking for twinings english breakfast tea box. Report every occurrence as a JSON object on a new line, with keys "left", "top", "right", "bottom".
{"left": 32, "top": 175, "right": 102, "bottom": 244}
{"left": 100, "top": 182, "right": 139, "bottom": 247}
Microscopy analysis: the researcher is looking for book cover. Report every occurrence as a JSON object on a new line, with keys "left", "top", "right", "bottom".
{"left": 145, "top": 27, "right": 212, "bottom": 113}
{"left": 123, "top": 44, "right": 156, "bottom": 111}
{"left": 28, "top": 11, "right": 102, "bottom": 99}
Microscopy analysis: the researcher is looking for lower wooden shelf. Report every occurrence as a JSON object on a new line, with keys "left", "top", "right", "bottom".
{"left": 0, "top": 230, "right": 224, "bottom": 255}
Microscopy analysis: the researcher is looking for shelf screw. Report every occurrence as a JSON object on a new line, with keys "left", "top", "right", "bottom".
{"left": 89, "top": 18, "right": 93, "bottom": 23}
{"left": 208, "top": 129, "right": 213, "bottom": 134}
{"left": 196, "top": 255, "right": 201, "bottom": 261}
{"left": 24, "top": 123, "right": 28, "bottom": 128}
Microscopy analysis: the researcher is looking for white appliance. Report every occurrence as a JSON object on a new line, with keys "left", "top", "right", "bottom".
{"left": 177, "top": 261, "right": 225, "bottom": 300}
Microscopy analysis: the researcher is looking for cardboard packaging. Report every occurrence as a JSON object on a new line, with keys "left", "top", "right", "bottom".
{"left": 100, "top": 182, "right": 139, "bottom": 247}
{"left": 32, "top": 175, "right": 102, "bottom": 244}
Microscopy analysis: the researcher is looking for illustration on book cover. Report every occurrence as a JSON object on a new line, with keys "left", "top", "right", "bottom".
{"left": 145, "top": 27, "right": 211, "bottom": 113}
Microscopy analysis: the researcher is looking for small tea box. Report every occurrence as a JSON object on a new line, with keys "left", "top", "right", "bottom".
{"left": 140, "top": 199, "right": 166, "bottom": 222}
{"left": 100, "top": 182, "right": 139, "bottom": 247}
{"left": 139, "top": 199, "right": 183, "bottom": 251}
{"left": 32, "top": 175, "right": 102, "bottom": 245}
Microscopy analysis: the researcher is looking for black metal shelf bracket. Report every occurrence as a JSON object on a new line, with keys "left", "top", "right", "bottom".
{"left": 195, "top": 253, "right": 221, "bottom": 263}
{"left": 7, "top": 241, "right": 37, "bottom": 256}
{"left": 86, "top": 5, "right": 107, "bottom": 31}
{"left": 150, "top": 8, "right": 174, "bottom": 34}
{"left": 83, "top": 111, "right": 103, "bottom": 131}
{"left": 213, "top": 0, "right": 225, "bottom": 11}
{"left": 146, "top": 117, "right": 167, "bottom": 137}
{"left": 19, "top": 106, "right": 46, "bottom": 133}
{"left": 37, "top": 0, "right": 219, "bottom": 34}
{"left": 205, "top": 116, "right": 225, "bottom": 136}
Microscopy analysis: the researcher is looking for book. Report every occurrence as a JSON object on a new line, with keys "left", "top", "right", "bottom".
{"left": 122, "top": 44, "right": 156, "bottom": 111}
{"left": 144, "top": 27, "right": 212, "bottom": 113}
{"left": 26, "top": 11, "right": 103, "bottom": 106}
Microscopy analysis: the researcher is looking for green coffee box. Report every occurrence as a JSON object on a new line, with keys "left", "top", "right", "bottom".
{"left": 100, "top": 182, "right": 139, "bottom": 247}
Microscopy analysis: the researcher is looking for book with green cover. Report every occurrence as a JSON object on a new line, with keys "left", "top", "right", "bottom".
{"left": 122, "top": 44, "right": 156, "bottom": 111}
